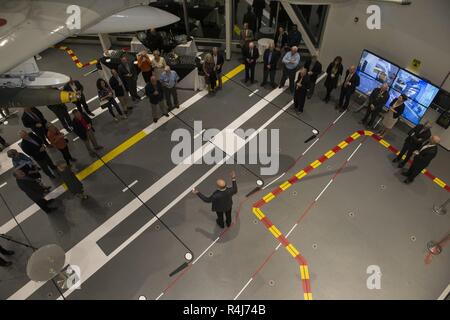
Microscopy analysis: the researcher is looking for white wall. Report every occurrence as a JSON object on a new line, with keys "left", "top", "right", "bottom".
{"left": 318, "top": 0, "right": 450, "bottom": 148}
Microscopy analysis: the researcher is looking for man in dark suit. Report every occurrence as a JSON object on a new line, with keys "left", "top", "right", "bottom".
{"left": 14, "top": 169, "right": 57, "bottom": 213}
{"left": 402, "top": 135, "right": 439, "bottom": 184}
{"left": 244, "top": 42, "right": 259, "bottom": 84}
{"left": 360, "top": 83, "right": 390, "bottom": 128}
{"left": 393, "top": 121, "right": 432, "bottom": 168}
{"left": 21, "top": 107, "right": 50, "bottom": 146}
{"left": 243, "top": 5, "right": 257, "bottom": 34}
{"left": 337, "top": 65, "right": 360, "bottom": 111}
{"left": 19, "top": 130, "right": 57, "bottom": 179}
{"left": 294, "top": 68, "right": 311, "bottom": 113}
{"left": 193, "top": 171, "right": 238, "bottom": 228}
{"left": 118, "top": 56, "right": 140, "bottom": 101}
{"left": 287, "top": 25, "right": 302, "bottom": 48}
{"left": 64, "top": 77, "right": 95, "bottom": 116}
{"left": 252, "top": 0, "right": 266, "bottom": 32}
{"left": 303, "top": 55, "right": 322, "bottom": 99}
{"left": 212, "top": 47, "right": 225, "bottom": 90}
{"left": 261, "top": 43, "right": 280, "bottom": 88}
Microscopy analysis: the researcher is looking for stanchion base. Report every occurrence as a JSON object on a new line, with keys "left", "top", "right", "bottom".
{"left": 433, "top": 204, "right": 447, "bottom": 216}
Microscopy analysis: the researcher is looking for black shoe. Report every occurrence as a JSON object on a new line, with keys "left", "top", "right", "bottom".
{"left": 153, "top": 118, "right": 158, "bottom": 123}
{"left": 244, "top": 79, "right": 249, "bottom": 83}
{"left": 164, "top": 114, "right": 170, "bottom": 117}
{"left": 226, "top": 222, "right": 232, "bottom": 228}
{"left": 260, "top": 82, "right": 266, "bottom": 86}
{"left": 392, "top": 158, "right": 399, "bottom": 163}
{"left": 404, "top": 179, "right": 412, "bottom": 184}
{"left": 94, "top": 146, "right": 104, "bottom": 151}
{"left": 45, "top": 207, "right": 57, "bottom": 214}
{"left": 398, "top": 163, "right": 405, "bottom": 169}
{"left": 401, "top": 172, "right": 409, "bottom": 177}
{"left": 175, "top": 105, "right": 180, "bottom": 109}
{"left": 0, "top": 261, "right": 12, "bottom": 267}
{"left": 216, "top": 219, "right": 225, "bottom": 229}
{"left": 271, "top": 84, "right": 277, "bottom": 89}
{"left": 278, "top": 85, "right": 283, "bottom": 89}
{"left": 0, "top": 249, "right": 14, "bottom": 256}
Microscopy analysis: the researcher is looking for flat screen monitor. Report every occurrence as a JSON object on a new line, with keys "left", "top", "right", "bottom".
{"left": 356, "top": 71, "right": 382, "bottom": 96}
{"left": 358, "top": 50, "right": 399, "bottom": 85}
{"left": 392, "top": 69, "right": 440, "bottom": 107}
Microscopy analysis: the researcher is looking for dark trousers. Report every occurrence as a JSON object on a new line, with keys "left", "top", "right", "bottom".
{"left": 396, "top": 143, "right": 415, "bottom": 165}
{"left": 36, "top": 198, "right": 53, "bottom": 213}
{"left": 33, "top": 127, "right": 50, "bottom": 146}
{"left": 142, "top": 71, "right": 152, "bottom": 84}
{"left": 325, "top": 86, "right": 335, "bottom": 102}
{"left": 0, "top": 135, "right": 7, "bottom": 147}
{"left": 53, "top": 109, "right": 73, "bottom": 130}
{"left": 307, "top": 77, "right": 317, "bottom": 98}
{"left": 262, "top": 67, "right": 276, "bottom": 85}
{"left": 280, "top": 67, "right": 297, "bottom": 94}
{"left": 405, "top": 163, "right": 424, "bottom": 182}
{"left": 294, "top": 91, "right": 307, "bottom": 112}
{"left": 245, "top": 63, "right": 256, "bottom": 82}
{"left": 362, "top": 107, "right": 381, "bottom": 127}
{"left": 34, "top": 153, "right": 56, "bottom": 178}
{"left": 105, "top": 98, "right": 123, "bottom": 118}
{"left": 338, "top": 87, "right": 354, "bottom": 110}
{"left": 126, "top": 78, "right": 139, "bottom": 99}
{"left": 255, "top": 13, "right": 263, "bottom": 32}
{"left": 75, "top": 94, "right": 93, "bottom": 114}
{"left": 216, "top": 209, "right": 232, "bottom": 228}
{"left": 59, "top": 146, "right": 74, "bottom": 166}
{"left": 163, "top": 87, "right": 179, "bottom": 110}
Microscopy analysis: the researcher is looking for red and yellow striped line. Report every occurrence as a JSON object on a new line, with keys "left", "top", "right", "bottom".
{"left": 54, "top": 45, "right": 98, "bottom": 69}
{"left": 252, "top": 130, "right": 450, "bottom": 300}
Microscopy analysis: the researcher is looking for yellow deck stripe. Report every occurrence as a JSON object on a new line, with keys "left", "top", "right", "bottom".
{"left": 280, "top": 181, "right": 291, "bottom": 190}
{"left": 351, "top": 132, "right": 361, "bottom": 140}
{"left": 300, "top": 265, "right": 310, "bottom": 280}
{"left": 311, "top": 160, "right": 321, "bottom": 168}
{"left": 304, "top": 292, "right": 313, "bottom": 300}
{"left": 268, "top": 225, "right": 281, "bottom": 238}
{"left": 379, "top": 139, "right": 390, "bottom": 148}
{"left": 338, "top": 141, "right": 348, "bottom": 149}
{"left": 252, "top": 207, "right": 265, "bottom": 220}
{"left": 263, "top": 193, "right": 275, "bottom": 203}
{"left": 324, "top": 150, "right": 335, "bottom": 158}
{"left": 434, "top": 177, "right": 446, "bottom": 188}
{"left": 295, "top": 170, "right": 307, "bottom": 180}
{"left": 364, "top": 130, "right": 374, "bottom": 136}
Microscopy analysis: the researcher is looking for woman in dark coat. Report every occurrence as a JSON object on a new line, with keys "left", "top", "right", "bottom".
{"left": 324, "top": 56, "right": 343, "bottom": 103}
{"left": 203, "top": 53, "right": 217, "bottom": 93}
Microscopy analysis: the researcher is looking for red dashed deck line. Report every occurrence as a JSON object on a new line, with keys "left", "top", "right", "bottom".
{"left": 252, "top": 130, "right": 450, "bottom": 301}
{"left": 54, "top": 45, "right": 98, "bottom": 69}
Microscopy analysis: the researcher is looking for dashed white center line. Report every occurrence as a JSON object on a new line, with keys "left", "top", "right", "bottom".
{"left": 0, "top": 182, "right": 7, "bottom": 189}
{"left": 262, "top": 173, "right": 286, "bottom": 190}
{"left": 333, "top": 110, "right": 347, "bottom": 124}
{"left": 193, "top": 129, "right": 206, "bottom": 140}
{"left": 249, "top": 89, "right": 259, "bottom": 97}
{"left": 155, "top": 292, "right": 164, "bottom": 300}
{"left": 72, "top": 137, "right": 80, "bottom": 142}
{"left": 122, "top": 180, "right": 138, "bottom": 192}
{"left": 234, "top": 278, "right": 253, "bottom": 300}
{"left": 285, "top": 223, "right": 298, "bottom": 238}
{"left": 192, "top": 236, "right": 220, "bottom": 265}
{"left": 302, "top": 138, "right": 319, "bottom": 156}
{"left": 314, "top": 179, "right": 333, "bottom": 202}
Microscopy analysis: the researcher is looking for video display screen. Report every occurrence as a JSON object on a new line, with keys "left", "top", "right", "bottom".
{"left": 392, "top": 69, "right": 440, "bottom": 107}
{"left": 387, "top": 89, "right": 429, "bottom": 125}
{"left": 356, "top": 71, "right": 382, "bottom": 96}
{"left": 356, "top": 50, "right": 439, "bottom": 125}
{"left": 358, "top": 50, "right": 399, "bottom": 85}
